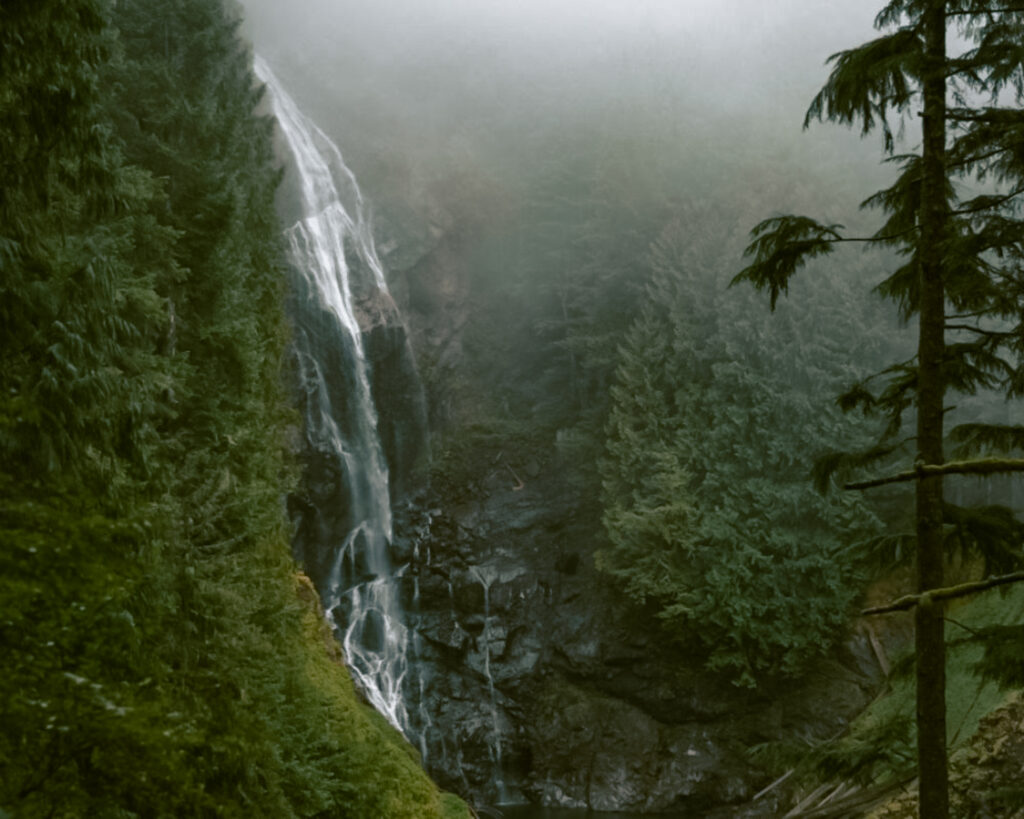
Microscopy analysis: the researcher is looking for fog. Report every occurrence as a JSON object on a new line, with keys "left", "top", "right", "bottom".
{"left": 240, "top": 0, "right": 892, "bottom": 206}
{"left": 241, "top": 0, "right": 881, "bottom": 93}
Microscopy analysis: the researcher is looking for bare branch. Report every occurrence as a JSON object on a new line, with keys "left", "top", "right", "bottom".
{"left": 944, "top": 617, "right": 981, "bottom": 637}
{"left": 845, "top": 458, "right": 1024, "bottom": 490}
{"left": 944, "top": 323, "right": 1015, "bottom": 337}
{"left": 862, "top": 570, "right": 1024, "bottom": 616}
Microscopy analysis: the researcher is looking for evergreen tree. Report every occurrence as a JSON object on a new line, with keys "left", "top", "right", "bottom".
{"left": 600, "top": 264, "right": 698, "bottom": 611}
{"left": 1, "top": 2, "right": 189, "bottom": 812}
{"left": 736, "top": 3, "right": 1024, "bottom": 814}
{"left": 600, "top": 223, "right": 883, "bottom": 685}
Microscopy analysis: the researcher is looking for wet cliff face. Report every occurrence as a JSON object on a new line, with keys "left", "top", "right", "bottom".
{"left": 392, "top": 458, "right": 885, "bottom": 813}
{"left": 378, "top": 223, "right": 889, "bottom": 813}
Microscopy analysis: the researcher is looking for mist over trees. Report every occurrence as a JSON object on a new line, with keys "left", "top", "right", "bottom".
{"left": 238, "top": 0, "right": 933, "bottom": 684}
{"left": 242, "top": 9, "right": 1024, "bottom": 794}
{"left": 238, "top": 0, "right": 889, "bottom": 228}
{"left": 5, "top": 0, "right": 1024, "bottom": 814}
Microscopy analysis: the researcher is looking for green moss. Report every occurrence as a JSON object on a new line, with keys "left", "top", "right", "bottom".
{"left": 288, "top": 600, "right": 466, "bottom": 818}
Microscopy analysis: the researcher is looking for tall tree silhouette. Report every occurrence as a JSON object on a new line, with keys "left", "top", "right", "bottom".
{"left": 736, "top": 3, "right": 1024, "bottom": 815}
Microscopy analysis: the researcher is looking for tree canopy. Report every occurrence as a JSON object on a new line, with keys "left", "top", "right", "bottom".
{"left": 599, "top": 216, "right": 889, "bottom": 686}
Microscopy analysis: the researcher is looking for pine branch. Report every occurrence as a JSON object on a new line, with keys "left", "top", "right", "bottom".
{"left": 861, "top": 570, "right": 1024, "bottom": 616}
{"left": 948, "top": 108, "right": 1024, "bottom": 122}
{"left": 946, "top": 7, "right": 1024, "bottom": 16}
{"left": 950, "top": 422, "right": 1024, "bottom": 456}
{"left": 944, "top": 323, "right": 1015, "bottom": 337}
{"left": 946, "top": 146, "right": 1012, "bottom": 170}
{"left": 950, "top": 186, "right": 1024, "bottom": 215}
{"left": 844, "top": 457, "right": 1024, "bottom": 490}
{"left": 734, "top": 217, "right": 921, "bottom": 310}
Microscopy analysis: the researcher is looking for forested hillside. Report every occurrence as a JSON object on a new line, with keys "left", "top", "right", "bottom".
{"left": 0, "top": 2, "right": 466, "bottom": 816}
{"left": 394, "top": 123, "right": 913, "bottom": 688}
{"left": 8, "top": 0, "right": 1024, "bottom": 814}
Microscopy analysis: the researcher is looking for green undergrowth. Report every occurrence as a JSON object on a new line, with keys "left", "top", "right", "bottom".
{"left": 753, "top": 584, "right": 1024, "bottom": 792}
{"left": 289, "top": 590, "right": 472, "bottom": 819}
{"left": 430, "top": 415, "right": 553, "bottom": 498}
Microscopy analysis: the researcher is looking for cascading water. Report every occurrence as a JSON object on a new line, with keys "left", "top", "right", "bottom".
{"left": 470, "top": 565, "right": 511, "bottom": 804}
{"left": 254, "top": 56, "right": 415, "bottom": 738}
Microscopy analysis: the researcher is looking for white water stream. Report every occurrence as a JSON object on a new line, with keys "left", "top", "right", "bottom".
{"left": 471, "top": 565, "right": 511, "bottom": 804}
{"left": 255, "top": 56, "right": 413, "bottom": 737}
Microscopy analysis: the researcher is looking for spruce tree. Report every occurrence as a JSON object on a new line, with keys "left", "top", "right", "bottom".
{"left": 600, "top": 264, "right": 698, "bottom": 609}
{"left": 735, "top": 3, "right": 1024, "bottom": 815}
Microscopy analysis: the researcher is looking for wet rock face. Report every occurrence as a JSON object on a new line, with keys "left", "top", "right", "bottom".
{"left": 286, "top": 284, "right": 429, "bottom": 581}
{"left": 395, "top": 465, "right": 885, "bottom": 814}
{"left": 367, "top": 215, "right": 887, "bottom": 813}
{"left": 360, "top": 314, "right": 429, "bottom": 502}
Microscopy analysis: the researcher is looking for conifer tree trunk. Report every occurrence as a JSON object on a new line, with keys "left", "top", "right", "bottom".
{"left": 915, "top": 3, "right": 948, "bottom": 816}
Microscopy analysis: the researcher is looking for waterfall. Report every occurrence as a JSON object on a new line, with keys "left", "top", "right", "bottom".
{"left": 470, "top": 565, "right": 511, "bottom": 804}
{"left": 254, "top": 56, "right": 414, "bottom": 738}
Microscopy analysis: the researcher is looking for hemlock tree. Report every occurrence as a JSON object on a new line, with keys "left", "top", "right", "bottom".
{"left": 735, "top": 2, "right": 1024, "bottom": 816}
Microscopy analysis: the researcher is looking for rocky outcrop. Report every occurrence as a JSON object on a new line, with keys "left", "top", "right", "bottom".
{"left": 390, "top": 459, "right": 887, "bottom": 814}
{"left": 358, "top": 289, "right": 430, "bottom": 502}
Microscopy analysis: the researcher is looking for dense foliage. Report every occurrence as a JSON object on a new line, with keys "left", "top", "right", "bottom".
{"left": 0, "top": 1, "right": 467, "bottom": 816}
{"left": 598, "top": 216, "right": 887, "bottom": 685}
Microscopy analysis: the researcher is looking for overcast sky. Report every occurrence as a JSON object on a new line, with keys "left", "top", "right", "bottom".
{"left": 240, "top": 0, "right": 884, "bottom": 114}
{"left": 239, "top": 0, "right": 895, "bottom": 215}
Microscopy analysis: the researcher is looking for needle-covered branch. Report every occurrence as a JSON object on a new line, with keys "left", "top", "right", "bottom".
{"left": 951, "top": 186, "right": 1024, "bottom": 215}
{"left": 737, "top": 212, "right": 921, "bottom": 311}
{"left": 805, "top": 29, "right": 923, "bottom": 150}
{"left": 949, "top": 422, "right": 1024, "bottom": 456}
{"left": 845, "top": 457, "right": 1024, "bottom": 490}
{"left": 732, "top": 216, "right": 843, "bottom": 309}
{"left": 945, "top": 7, "right": 1024, "bottom": 16}
{"left": 862, "top": 570, "right": 1024, "bottom": 616}
{"left": 733, "top": 217, "right": 912, "bottom": 311}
